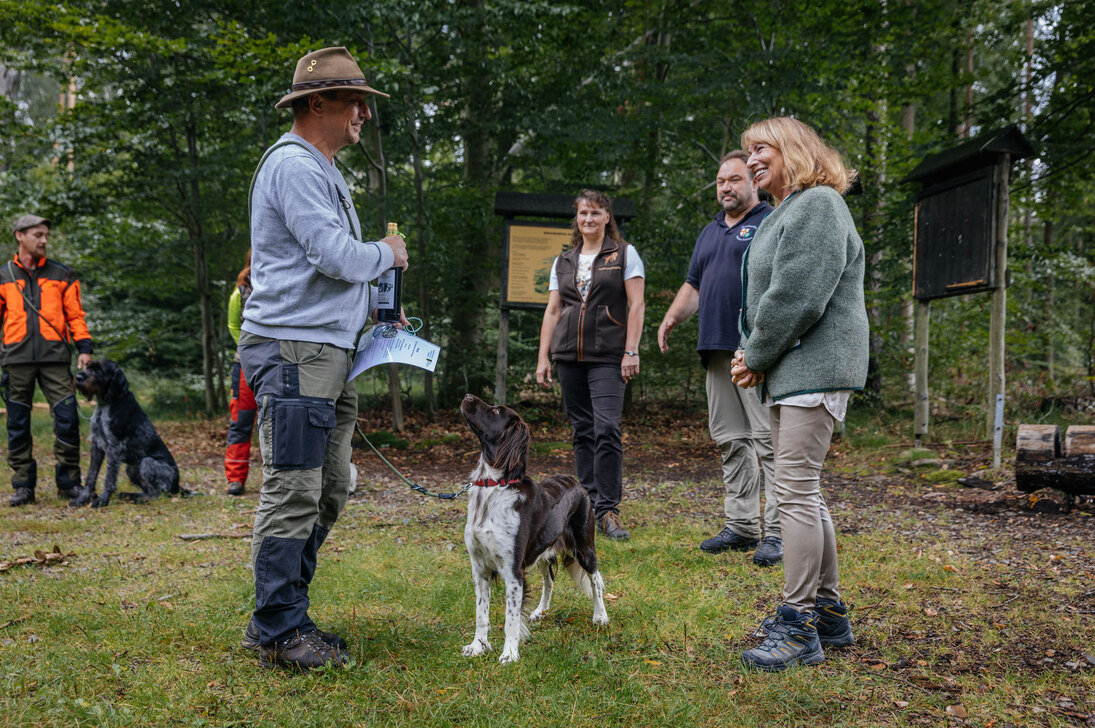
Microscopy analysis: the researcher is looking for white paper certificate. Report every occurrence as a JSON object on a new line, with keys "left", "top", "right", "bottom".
{"left": 348, "top": 325, "right": 440, "bottom": 381}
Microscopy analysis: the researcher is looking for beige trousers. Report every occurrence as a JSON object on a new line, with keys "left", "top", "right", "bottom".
{"left": 769, "top": 402, "right": 841, "bottom": 613}
{"left": 706, "top": 351, "right": 778, "bottom": 538}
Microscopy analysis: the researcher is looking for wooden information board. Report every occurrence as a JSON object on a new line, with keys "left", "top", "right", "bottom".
{"left": 501, "top": 220, "right": 571, "bottom": 309}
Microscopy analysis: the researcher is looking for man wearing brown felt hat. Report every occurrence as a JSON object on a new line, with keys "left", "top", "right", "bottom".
{"left": 237, "top": 46, "right": 409, "bottom": 671}
{"left": 274, "top": 46, "right": 390, "bottom": 110}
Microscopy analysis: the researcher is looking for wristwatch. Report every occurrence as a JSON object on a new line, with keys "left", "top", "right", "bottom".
{"left": 624, "top": 350, "right": 638, "bottom": 357}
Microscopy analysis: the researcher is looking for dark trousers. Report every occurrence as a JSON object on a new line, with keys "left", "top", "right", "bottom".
{"left": 1, "top": 363, "right": 81, "bottom": 492}
{"left": 556, "top": 362, "right": 625, "bottom": 518}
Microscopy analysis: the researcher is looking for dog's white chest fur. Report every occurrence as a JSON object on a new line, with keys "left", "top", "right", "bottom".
{"left": 464, "top": 484, "right": 522, "bottom": 572}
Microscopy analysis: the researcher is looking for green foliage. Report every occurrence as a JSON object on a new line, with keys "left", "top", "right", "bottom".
{"left": 0, "top": 0, "right": 1092, "bottom": 421}
{"left": 364, "top": 430, "right": 411, "bottom": 450}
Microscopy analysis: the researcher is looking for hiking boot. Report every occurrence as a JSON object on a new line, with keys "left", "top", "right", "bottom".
{"left": 57, "top": 487, "right": 79, "bottom": 500}
{"left": 741, "top": 605, "right": 825, "bottom": 672}
{"left": 257, "top": 630, "right": 347, "bottom": 671}
{"left": 752, "top": 536, "right": 783, "bottom": 566}
{"left": 813, "top": 598, "right": 855, "bottom": 647}
{"left": 700, "top": 527, "right": 758, "bottom": 554}
{"left": 226, "top": 482, "right": 245, "bottom": 496}
{"left": 10, "top": 487, "right": 35, "bottom": 507}
{"left": 598, "top": 512, "right": 630, "bottom": 540}
{"left": 754, "top": 598, "right": 854, "bottom": 647}
{"left": 242, "top": 618, "right": 347, "bottom": 652}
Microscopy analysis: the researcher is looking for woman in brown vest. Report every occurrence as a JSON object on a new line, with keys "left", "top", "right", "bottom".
{"left": 536, "top": 190, "right": 646, "bottom": 540}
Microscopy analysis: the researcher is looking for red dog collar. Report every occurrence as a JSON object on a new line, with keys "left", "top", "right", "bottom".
{"left": 472, "top": 477, "right": 521, "bottom": 487}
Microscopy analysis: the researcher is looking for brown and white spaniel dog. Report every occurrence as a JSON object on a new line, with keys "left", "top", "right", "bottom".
{"left": 459, "top": 394, "right": 608, "bottom": 664}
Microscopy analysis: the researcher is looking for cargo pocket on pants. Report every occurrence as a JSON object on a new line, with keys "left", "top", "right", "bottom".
{"left": 270, "top": 396, "right": 337, "bottom": 470}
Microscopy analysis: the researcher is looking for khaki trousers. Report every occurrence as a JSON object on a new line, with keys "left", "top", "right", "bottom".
{"left": 705, "top": 351, "right": 778, "bottom": 538}
{"left": 769, "top": 403, "right": 841, "bottom": 613}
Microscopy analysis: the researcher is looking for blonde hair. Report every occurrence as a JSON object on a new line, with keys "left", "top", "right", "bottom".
{"left": 740, "top": 117, "right": 857, "bottom": 196}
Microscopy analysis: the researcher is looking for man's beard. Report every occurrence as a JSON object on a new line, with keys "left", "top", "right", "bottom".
{"left": 722, "top": 195, "right": 749, "bottom": 216}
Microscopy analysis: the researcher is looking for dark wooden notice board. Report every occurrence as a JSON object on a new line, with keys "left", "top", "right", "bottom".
{"left": 913, "top": 167, "right": 998, "bottom": 301}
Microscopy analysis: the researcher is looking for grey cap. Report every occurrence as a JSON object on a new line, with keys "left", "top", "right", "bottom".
{"left": 12, "top": 214, "right": 51, "bottom": 234}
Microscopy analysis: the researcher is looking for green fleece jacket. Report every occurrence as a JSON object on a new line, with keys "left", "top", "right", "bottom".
{"left": 739, "top": 185, "right": 869, "bottom": 401}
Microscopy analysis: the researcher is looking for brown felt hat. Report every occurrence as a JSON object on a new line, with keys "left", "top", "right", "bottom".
{"left": 12, "top": 213, "right": 51, "bottom": 234}
{"left": 275, "top": 47, "right": 389, "bottom": 110}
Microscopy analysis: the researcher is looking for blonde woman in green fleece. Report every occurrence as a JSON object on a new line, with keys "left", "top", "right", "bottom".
{"left": 732, "top": 117, "right": 869, "bottom": 672}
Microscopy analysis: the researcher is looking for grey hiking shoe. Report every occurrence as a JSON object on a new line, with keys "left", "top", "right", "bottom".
{"left": 752, "top": 536, "right": 783, "bottom": 566}
{"left": 754, "top": 597, "right": 854, "bottom": 647}
{"left": 258, "top": 630, "right": 347, "bottom": 670}
{"left": 813, "top": 598, "right": 854, "bottom": 647}
{"left": 741, "top": 605, "right": 825, "bottom": 672}
{"left": 226, "top": 482, "right": 245, "bottom": 496}
{"left": 700, "top": 527, "right": 758, "bottom": 553}
{"left": 242, "top": 618, "right": 347, "bottom": 652}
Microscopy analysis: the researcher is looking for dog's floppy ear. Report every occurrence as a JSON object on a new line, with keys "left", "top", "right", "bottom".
{"left": 104, "top": 360, "right": 129, "bottom": 401}
{"left": 497, "top": 416, "right": 530, "bottom": 481}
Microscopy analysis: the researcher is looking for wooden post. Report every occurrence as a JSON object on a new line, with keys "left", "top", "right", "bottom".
{"left": 914, "top": 299, "right": 931, "bottom": 443}
{"left": 987, "top": 158, "right": 1009, "bottom": 439}
{"left": 494, "top": 308, "right": 510, "bottom": 405}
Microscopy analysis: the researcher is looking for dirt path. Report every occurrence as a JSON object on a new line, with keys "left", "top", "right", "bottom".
{"left": 163, "top": 406, "right": 1095, "bottom": 565}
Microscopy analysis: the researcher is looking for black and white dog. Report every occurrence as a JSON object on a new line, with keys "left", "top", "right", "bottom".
{"left": 70, "top": 359, "right": 181, "bottom": 508}
{"left": 460, "top": 394, "right": 608, "bottom": 664}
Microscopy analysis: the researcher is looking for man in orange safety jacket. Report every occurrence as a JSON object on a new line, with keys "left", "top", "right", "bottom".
{"left": 0, "top": 214, "right": 93, "bottom": 507}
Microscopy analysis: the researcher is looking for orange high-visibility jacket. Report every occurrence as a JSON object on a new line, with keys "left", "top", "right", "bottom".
{"left": 0, "top": 254, "right": 93, "bottom": 366}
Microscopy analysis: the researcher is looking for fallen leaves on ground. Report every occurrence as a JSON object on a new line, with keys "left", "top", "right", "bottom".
{"left": 0, "top": 544, "right": 74, "bottom": 572}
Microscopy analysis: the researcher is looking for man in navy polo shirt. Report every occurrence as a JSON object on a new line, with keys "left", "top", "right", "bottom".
{"left": 657, "top": 150, "right": 781, "bottom": 566}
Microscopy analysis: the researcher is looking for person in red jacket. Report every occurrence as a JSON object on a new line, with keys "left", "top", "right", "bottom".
{"left": 1, "top": 214, "right": 93, "bottom": 506}
{"left": 224, "top": 255, "right": 255, "bottom": 496}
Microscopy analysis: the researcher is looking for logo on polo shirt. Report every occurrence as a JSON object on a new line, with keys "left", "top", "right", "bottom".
{"left": 737, "top": 226, "right": 757, "bottom": 241}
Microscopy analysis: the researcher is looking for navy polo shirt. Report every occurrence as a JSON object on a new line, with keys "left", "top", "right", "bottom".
{"left": 685, "top": 201, "right": 772, "bottom": 362}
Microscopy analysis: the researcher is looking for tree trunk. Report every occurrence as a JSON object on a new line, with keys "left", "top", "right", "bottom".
{"left": 863, "top": 103, "right": 886, "bottom": 401}
{"left": 862, "top": 7, "right": 887, "bottom": 402}
{"left": 444, "top": 0, "right": 493, "bottom": 404}
{"left": 185, "top": 118, "right": 217, "bottom": 416}
{"left": 409, "top": 123, "right": 436, "bottom": 420}
{"left": 0, "top": 66, "right": 20, "bottom": 172}
{"left": 363, "top": 110, "right": 403, "bottom": 432}
{"left": 900, "top": 59, "right": 916, "bottom": 397}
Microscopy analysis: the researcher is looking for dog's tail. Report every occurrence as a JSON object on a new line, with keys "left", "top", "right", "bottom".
{"left": 564, "top": 556, "right": 594, "bottom": 598}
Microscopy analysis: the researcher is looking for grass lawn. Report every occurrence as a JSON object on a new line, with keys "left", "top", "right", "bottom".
{"left": 0, "top": 403, "right": 1093, "bottom": 727}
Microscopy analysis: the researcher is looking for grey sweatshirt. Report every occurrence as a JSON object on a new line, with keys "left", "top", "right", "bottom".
{"left": 242, "top": 133, "right": 394, "bottom": 349}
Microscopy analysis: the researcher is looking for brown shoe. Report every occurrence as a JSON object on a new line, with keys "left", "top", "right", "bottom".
{"left": 598, "top": 512, "right": 630, "bottom": 540}
{"left": 9, "top": 487, "right": 35, "bottom": 507}
{"left": 258, "top": 630, "right": 347, "bottom": 670}
{"left": 242, "top": 618, "right": 347, "bottom": 652}
{"left": 226, "top": 482, "right": 245, "bottom": 496}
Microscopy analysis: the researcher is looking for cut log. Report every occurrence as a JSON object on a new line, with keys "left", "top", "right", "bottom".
{"left": 1016, "top": 424, "right": 1095, "bottom": 495}
{"left": 1016, "top": 424, "right": 1060, "bottom": 464}
{"left": 1065, "top": 426, "right": 1095, "bottom": 456}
